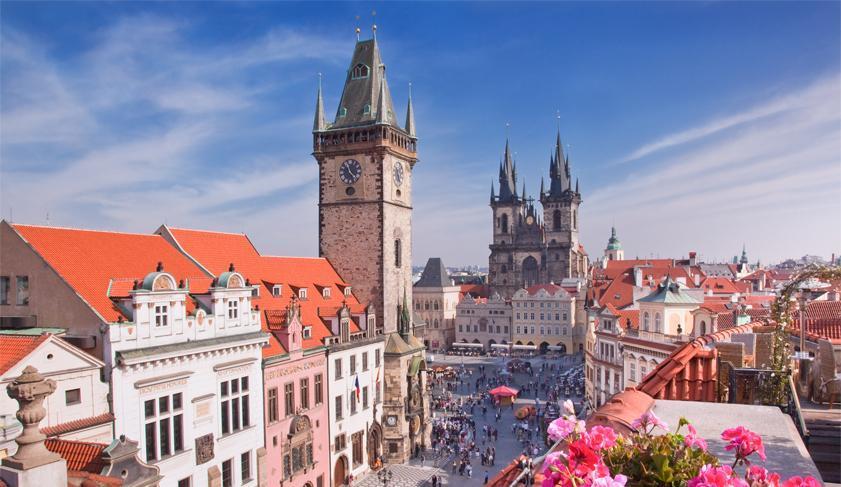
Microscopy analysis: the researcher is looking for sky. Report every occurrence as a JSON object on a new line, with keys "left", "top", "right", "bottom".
{"left": 2, "top": 2, "right": 840, "bottom": 267}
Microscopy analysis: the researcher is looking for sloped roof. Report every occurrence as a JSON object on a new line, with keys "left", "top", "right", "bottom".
{"left": 414, "top": 258, "right": 451, "bottom": 288}
{"left": 638, "top": 278, "right": 701, "bottom": 305}
{"left": 162, "top": 227, "right": 363, "bottom": 353}
{"left": 636, "top": 322, "right": 760, "bottom": 401}
{"left": 11, "top": 224, "right": 210, "bottom": 323}
{"left": 45, "top": 438, "right": 107, "bottom": 473}
{"left": 42, "top": 412, "right": 114, "bottom": 437}
{"left": 0, "top": 334, "right": 48, "bottom": 375}
{"left": 699, "top": 277, "right": 741, "bottom": 294}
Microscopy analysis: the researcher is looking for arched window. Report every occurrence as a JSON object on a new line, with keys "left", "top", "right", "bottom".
{"left": 394, "top": 239, "right": 401, "bottom": 267}
{"left": 501, "top": 265, "right": 507, "bottom": 274}
{"left": 433, "top": 301, "right": 439, "bottom": 310}
{"left": 699, "top": 320, "right": 707, "bottom": 336}
{"left": 573, "top": 210, "right": 577, "bottom": 229}
{"left": 654, "top": 313, "right": 662, "bottom": 333}
{"left": 352, "top": 64, "right": 370, "bottom": 79}
{"left": 553, "top": 210, "right": 561, "bottom": 230}
{"left": 501, "top": 214, "right": 509, "bottom": 233}
{"left": 433, "top": 319, "right": 439, "bottom": 328}
{"left": 424, "top": 301, "right": 429, "bottom": 310}
{"left": 643, "top": 312, "right": 650, "bottom": 331}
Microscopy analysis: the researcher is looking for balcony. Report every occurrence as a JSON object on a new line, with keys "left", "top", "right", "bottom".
{"left": 624, "top": 328, "right": 686, "bottom": 344}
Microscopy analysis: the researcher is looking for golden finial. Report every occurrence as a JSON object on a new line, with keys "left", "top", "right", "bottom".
{"left": 372, "top": 9, "right": 377, "bottom": 38}
{"left": 355, "top": 15, "right": 361, "bottom": 40}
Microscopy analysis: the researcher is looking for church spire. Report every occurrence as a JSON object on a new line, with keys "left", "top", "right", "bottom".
{"left": 490, "top": 180, "right": 496, "bottom": 203}
{"left": 540, "top": 176, "right": 545, "bottom": 197}
{"left": 375, "top": 73, "right": 389, "bottom": 124}
{"left": 575, "top": 177, "right": 579, "bottom": 194}
{"left": 547, "top": 129, "right": 569, "bottom": 198}
{"left": 333, "top": 36, "right": 397, "bottom": 129}
{"left": 313, "top": 74, "right": 327, "bottom": 132}
{"left": 404, "top": 82, "right": 415, "bottom": 137}
{"left": 497, "top": 138, "right": 516, "bottom": 203}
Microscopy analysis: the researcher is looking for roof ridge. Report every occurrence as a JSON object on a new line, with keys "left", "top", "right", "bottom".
{"left": 11, "top": 222, "right": 161, "bottom": 238}
{"left": 164, "top": 225, "right": 249, "bottom": 237}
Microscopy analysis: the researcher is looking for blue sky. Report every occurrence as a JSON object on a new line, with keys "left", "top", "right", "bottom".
{"left": 2, "top": 2, "right": 839, "bottom": 266}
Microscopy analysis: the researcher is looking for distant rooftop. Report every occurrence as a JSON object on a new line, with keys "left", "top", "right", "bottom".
{"left": 414, "top": 257, "right": 453, "bottom": 288}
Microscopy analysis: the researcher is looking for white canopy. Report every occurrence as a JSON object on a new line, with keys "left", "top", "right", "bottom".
{"left": 511, "top": 344, "right": 537, "bottom": 350}
{"left": 453, "top": 342, "right": 484, "bottom": 349}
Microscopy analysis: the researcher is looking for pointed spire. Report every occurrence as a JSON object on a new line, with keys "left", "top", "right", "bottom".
{"left": 404, "top": 82, "right": 415, "bottom": 137}
{"left": 575, "top": 177, "right": 579, "bottom": 194}
{"left": 313, "top": 73, "right": 327, "bottom": 132}
{"left": 399, "top": 287, "right": 411, "bottom": 336}
{"left": 375, "top": 75, "right": 389, "bottom": 124}
{"left": 522, "top": 181, "right": 526, "bottom": 200}
{"left": 490, "top": 180, "right": 496, "bottom": 202}
{"left": 540, "top": 176, "right": 545, "bottom": 197}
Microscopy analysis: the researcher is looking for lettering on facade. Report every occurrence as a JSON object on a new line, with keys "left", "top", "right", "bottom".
{"left": 195, "top": 433, "right": 215, "bottom": 465}
{"left": 264, "top": 359, "right": 326, "bottom": 380}
{"left": 138, "top": 378, "right": 187, "bottom": 396}
{"left": 216, "top": 365, "right": 252, "bottom": 378}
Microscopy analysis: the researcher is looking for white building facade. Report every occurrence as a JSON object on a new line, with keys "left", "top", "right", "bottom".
{"left": 511, "top": 284, "right": 577, "bottom": 354}
{"left": 106, "top": 269, "right": 268, "bottom": 487}
{"left": 454, "top": 293, "right": 512, "bottom": 352}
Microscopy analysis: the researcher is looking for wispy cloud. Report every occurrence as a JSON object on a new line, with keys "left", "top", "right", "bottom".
{"left": 583, "top": 74, "right": 841, "bottom": 262}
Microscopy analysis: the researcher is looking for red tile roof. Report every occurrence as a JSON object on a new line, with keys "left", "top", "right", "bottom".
{"left": 459, "top": 284, "right": 489, "bottom": 300}
{"left": 523, "top": 283, "right": 569, "bottom": 296}
{"left": 699, "top": 277, "right": 741, "bottom": 295}
{"left": 0, "top": 334, "right": 48, "bottom": 374}
{"left": 44, "top": 438, "right": 107, "bottom": 473}
{"left": 163, "top": 227, "right": 365, "bottom": 353}
{"left": 635, "top": 322, "right": 761, "bottom": 401}
{"left": 12, "top": 225, "right": 210, "bottom": 322}
{"left": 41, "top": 412, "right": 114, "bottom": 437}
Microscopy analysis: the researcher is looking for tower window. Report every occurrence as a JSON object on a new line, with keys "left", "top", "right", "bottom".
{"left": 553, "top": 210, "right": 561, "bottom": 231}
{"left": 339, "top": 107, "right": 347, "bottom": 118}
{"left": 394, "top": 239, "right": 402, "bottom": 267}
{"left": 351, "top": 64, "right": 370, "bottom": 79}
{"left": 501, "top": 214, "right": 509, "bottom": 234}
{"left": 363, "top": 104, "right": 371, "bottom": 115}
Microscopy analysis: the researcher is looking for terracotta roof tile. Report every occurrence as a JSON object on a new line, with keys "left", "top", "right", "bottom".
{"left": 12, "top": 224, "right": 210, "bottom": 322}
{"left": 44, "top": 438, "right": 107, "bottom": 473}
{"left": 41, "top": 412, "right": 114, "bottom": 437}
{"left": 0, "top": 334, "right": 49, "bottom": 374}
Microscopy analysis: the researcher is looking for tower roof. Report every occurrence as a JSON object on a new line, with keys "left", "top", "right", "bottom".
{"left": 496, "top": 138, "right": 517, "bottom": 203}
{"left": 606, "top": 226, "right": 622, "bottom": 250}
{"left": 547, "top": 129, "right": 571, "bottom": 199}
{"left": 414, "top": 257, "right": 452, "bottom": 288}
{"left": 405, "top": 83, "right": 416, "bottom": 137}
{"left": 313, "top": 75, "right": 327, "bottom": 132}
{"left": 332, "top": 38, "right": 397, "bottom": 129}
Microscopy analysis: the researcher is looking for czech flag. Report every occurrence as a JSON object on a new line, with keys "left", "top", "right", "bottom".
{"left": 354, "top": 375, "right": 361, "bottom": 401}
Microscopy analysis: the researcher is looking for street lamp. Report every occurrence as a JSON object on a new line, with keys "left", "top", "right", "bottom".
{"left": 377, "top": 468, "right": 393, "bottom": 487}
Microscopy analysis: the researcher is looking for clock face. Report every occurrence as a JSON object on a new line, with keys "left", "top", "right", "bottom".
{"left": 393, "top": 161, "right": 404, "bottom": 186}
{"left": 386, "top": 415, "right": 397, "bottom": 426}
{"left": 339, "top": 159, "right": 362, "bottom": 185}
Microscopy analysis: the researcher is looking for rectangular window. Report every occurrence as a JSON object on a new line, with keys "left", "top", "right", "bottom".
{"left": 241, "top": 451, "right": 252, "bottom": 482}
{"left": 317, "top": 475, "right": 324, "bottom": 487}
{"left": 375, "top": 349, "right": 381, "bottom": 368}
{"left": 15, "top": 276, "right": 29, "bottom": 306}
{"left": 352, "top": 431, "right": 364, "bottom": 466}
{"left": 394, "top": 239, "right": 402, "bottom": 267}
{"left": 362, "top": 386, "right": 369, "bottom": 409}
{"left": 284, "top": 383, "right": 294, "bottom": 417}
{"left": 267, "top": 388, "right": 278, "bottom": 423}
{"left": 154, "top": 304, "right": 168, "bottom": 327}
{"left": 334, "top": 434, "right": 346, "bottom": 452}
{"left": 350, "top": 355, "right": 356, "bottom": 375}
{"left": 273, "top": 284, "right": 282, "bottom": 297}
{"left": 303, "top": 326, "right": 312, "bottom": 339}
{"left": 178, "top": 478, "right": 191, "bottom": 487}
{"left": 228, "top": 300, "right": 239, "bottom": 319}
{"left": 299, "top": 288, "right": 308, "bottom": 299}
{"left": 222, "top": 459, "right": 232, "bottom": 487}
{"left": 314, "top": 374, "right": 323, "bottom": 405}
{"left": 322, "top": 287, "right": 331, "bottom": 298}
{"left": 143, "top": 392, "right": 184, "bottom": 462}
{"left": 335, "top": 358, "right": 342, "bottom": 379}
{"left": 335, "top": 396, "right": 343, "bottom": 421}
{"left": 630, "top": 363, "right": 636, "bottom": 382}
{"left": 362, "top": 352, "right": 369, "bottom": 371}
{"left": 0, "top": 276, "right": 9, "bottom": 305}
{"left": 300, "top": 378, "right": 309, "bottom": 410}
{"left": 220, "top": 377, "right": 249, "bottom": 436}
{"left": 65, "top": 388, "right": 81, "bottom": 406}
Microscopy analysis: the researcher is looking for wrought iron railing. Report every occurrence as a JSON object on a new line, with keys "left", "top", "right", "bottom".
{"left": 724, "top": 367, "right": 809, "bottom": 443}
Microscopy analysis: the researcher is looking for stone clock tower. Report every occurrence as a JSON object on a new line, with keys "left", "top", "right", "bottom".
{"left": 312, "top": 32, "right": 430, "bottom": 464}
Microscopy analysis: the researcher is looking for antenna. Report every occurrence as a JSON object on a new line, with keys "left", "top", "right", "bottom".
{"left": 371, "top": 10, "right": 377, "bottom": 39}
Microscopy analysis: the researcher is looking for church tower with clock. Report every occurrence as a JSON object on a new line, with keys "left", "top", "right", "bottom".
{"left": 312, "top": 30, "right": 430, "bottom": 463}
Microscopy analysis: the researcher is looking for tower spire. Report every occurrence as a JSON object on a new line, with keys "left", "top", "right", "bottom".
{"left": 497, "top": 138, "right": 516, "bottom": 202}
{"left": 540, "top": 176, "right": 545, "bottom": 197}
{"left": 490, "top": 180, "right": 496, "bottom": 203}
{"left": 405, "top": 82, "right": 416, "bottom": 137}
{"left": 375, "top": 73, "right": 389, "bottom": 124}
{"left": 313, "top": 73, "right": 327, "bottom": 132}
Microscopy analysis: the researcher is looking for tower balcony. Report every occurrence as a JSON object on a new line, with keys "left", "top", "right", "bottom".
{"left": 313, "top": 124, "right": 417, "bottom": 161}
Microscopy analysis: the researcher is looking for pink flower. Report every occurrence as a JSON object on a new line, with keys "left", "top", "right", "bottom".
{"left": 563, "top": 399, "right": 575, "bottom": 415}
{"left": 746, "top": 466, "right": 780, "bottom": 486}
{"left": 630, "top": 411, "right": 669, "bottom": 432}
{"left": 585, "top": 425, "right": 618, "bottom": 450}
{"left": 684, "top": 423, "right": 709, "bottom": 451}
{"left": 721, "top": 426, "right": 767, "bottom": 462}
{"left": 688, "top": 464, "right": 748, "bottom": 487}
{"left": 547, "top": 417, "right": 578, "bottom": 442}
{"left": 781, "top": 477, "right": 822, "bottom": 487}
{"left": 589, "top": 472, "right": 628, "bottom": 487}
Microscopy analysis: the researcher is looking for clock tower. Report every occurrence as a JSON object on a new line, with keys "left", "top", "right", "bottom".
{"left": 313, "top": 32, "right": 429, "bottom": 463}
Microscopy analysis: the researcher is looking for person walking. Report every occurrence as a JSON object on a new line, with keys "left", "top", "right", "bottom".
{"left": 484, "top": 470, "right": 490, "bottom": 484}
{"left": 432, "top": 475, "right": 438, "bottom": 487}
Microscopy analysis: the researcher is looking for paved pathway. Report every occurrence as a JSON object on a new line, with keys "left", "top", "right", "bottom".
{"left": 355, "top": 354, "right": 583, "bottom": 487}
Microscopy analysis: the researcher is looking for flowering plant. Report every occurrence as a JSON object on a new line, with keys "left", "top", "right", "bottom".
{"left": 540, "top": 411, "right": 821, "bottom": 487}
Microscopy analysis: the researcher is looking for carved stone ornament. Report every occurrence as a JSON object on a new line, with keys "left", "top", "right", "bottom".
{"left": 3, "top": 366, "right": 61, "bottom": 470}
{"left": 195, "top": 433, "right": 215, "bottom": 465}
{"left": 153, "top": 275, "right": 174, "bottom": 291}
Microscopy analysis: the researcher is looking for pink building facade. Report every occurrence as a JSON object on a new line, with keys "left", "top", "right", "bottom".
{"left": 263, "top": 302, "right": 330, "bottom": 487}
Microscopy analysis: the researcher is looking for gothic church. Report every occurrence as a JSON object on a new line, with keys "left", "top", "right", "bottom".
{"left": 488, "top": 135, "right": 588, "bottom": 298}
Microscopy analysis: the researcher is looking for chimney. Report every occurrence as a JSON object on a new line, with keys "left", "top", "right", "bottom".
{"left": 634, "top": 267, "right": 643, "bottom": 287}
{"left": 689, "top": 251, "right": 697, "bottom": 266}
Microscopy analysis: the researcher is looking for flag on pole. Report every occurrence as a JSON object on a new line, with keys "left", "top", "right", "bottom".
{"left": 354, "top": 375, "right": 361, "bottom": 400}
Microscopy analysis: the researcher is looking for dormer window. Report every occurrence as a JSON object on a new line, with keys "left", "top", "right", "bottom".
{"left": 228, "top": 300, "right": 239, "bottom": 319}
{"left": 343, "top": 286, "right": 352, "bottom": 297}
{"left": 339, "top": 107, "right": 347, "bottom": 118}
{"left": 303, "top": 326, "right": 312, "bottom": 339}
{"left": 363, "top": 104, "right": 371, "bottom": 115}
{"left": 351, "top": 63, "right": 370, "bottom": 79}
{"left": 299, "top": 288, "right": 308, "bottom": 300}
{"left": 273, "top": 285, "right": 282, "bottom": 297}
{"left": 154, "top": 304, "right": 169, "bottom": 327}
{"left": 322, "top": 287, "right": 331, "bottom": 299}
